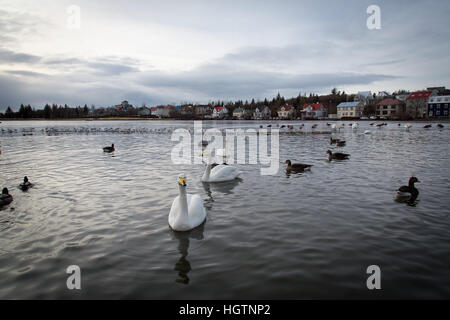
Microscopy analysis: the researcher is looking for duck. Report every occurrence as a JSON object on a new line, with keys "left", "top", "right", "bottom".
{"left": 404, "top": 124, "right": 412, "bottom": 129}
{"left": 0, "top": 188, "right": 13, "bottom": 206}
{"left": 103, "top": 144, "right": 115, "bottom": 152}
{"left": 363, "top": 130, "right": 371, "bottom": 135}
{"left": 169, "top": 175, "right": 206, "bottom": 232}
{"left": 312, "top": 124, "right": 318, "bottom": 129}
{"left": 202, "top": 153, "right": 240, "bottom": 183}
{"left": 396, "top": 177, "right": 420, "bottom": 203}
{"left": 336, "top": 140, "right": 346, "bottom": 147}
{"left": 326, "top": 150, "right": 350, "bottom": 161}
{"left": 283, "top": 160, "right": 312, "bottom": 172}
{"left": 437, "top": 124, "right": 444, "bottom": 129}
{"left": 20, "top": 176, "right": 33, "bottom": 191}
{"left": 330, "top": 137, "right": 340, "bottom": 145}
{"left": 424, "top": 125, "right": 432, "bottom": 129}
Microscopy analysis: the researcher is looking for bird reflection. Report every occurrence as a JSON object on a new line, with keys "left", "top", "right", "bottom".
{"left": 202, "top": 179, "right": 241, "bottom": 203}
{"left": 170, "top": 222, "right": 205, "bottom": 285}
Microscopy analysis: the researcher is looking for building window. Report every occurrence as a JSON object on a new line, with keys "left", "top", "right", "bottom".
{"left": 382, "top": 111, "right": 388, "bottom": 115}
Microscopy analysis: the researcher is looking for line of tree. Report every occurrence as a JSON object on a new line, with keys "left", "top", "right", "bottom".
{"left": 0, "top": 89, "right": 361, "bottom": 119}
{"left": 0, "top": 104, "right": 90, "bottom": 119}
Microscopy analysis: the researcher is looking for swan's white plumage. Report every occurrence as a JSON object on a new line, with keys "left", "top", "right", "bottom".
{"left": 203, "top": 164, "right": 241, "bottom": 182}
{"left": 201, "top": 153, "right": 241, "bottom": 182}
{"left": 169, "top": 176, "right": 206, "bottom": 232}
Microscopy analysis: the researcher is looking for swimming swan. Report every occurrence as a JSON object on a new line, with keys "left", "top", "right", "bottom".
{"left": 169, "top": 175, "right": 206, "bottom": 232}
{"left": 202, "top": 153, "right": 241, "bottom": 182}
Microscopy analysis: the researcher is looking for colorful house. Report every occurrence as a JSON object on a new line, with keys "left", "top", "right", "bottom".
{"left": 253, "top": 106, "right": 271, "bottom": 119}
{"left": 300, "top": 103, "right": 328, "bottom": 119}
{"left": 406, "top": 91, "right": 435, "bottom": 118}
{"left": 277, "top": 104, "right": 295, "bottom": 119}
{"left": 428, "top": 95, "right": 450, "bottom": 117}
{"left": 337, "top": 101, "right": 364, "bottom": 119}
{"left": 376, "top": 98, "right": 405, "bottom": 119}
{"left": 212, "top": 106, "right": 228, "bottom": 119}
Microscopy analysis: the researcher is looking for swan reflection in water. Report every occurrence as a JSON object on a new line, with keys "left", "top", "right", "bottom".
{"left": 202, "top": 178, "right": 241, "bottom": 203}
{"left": 170, "top": 222, "right": 205, "bottom": 284}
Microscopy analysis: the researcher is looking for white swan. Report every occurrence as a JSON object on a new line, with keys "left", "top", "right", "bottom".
{"left": 352, "top": 123, "right": 359, "bottom": 130}
{"left": 169, "top": 175, "right": 206, "bottom": 232}
{"left": 404, "top": 124, "right": 412, "bottom": 129}
{"left": 202, "top": 153, "right": 241, "bottom": 183}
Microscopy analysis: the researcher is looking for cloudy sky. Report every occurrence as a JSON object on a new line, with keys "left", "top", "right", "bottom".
{"left": 0, "top": 0, "right": 449, "bottom": 110}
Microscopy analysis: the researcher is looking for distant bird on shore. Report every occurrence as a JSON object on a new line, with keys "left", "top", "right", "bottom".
{"left": 103, "top": 144, "right": 115, "bottom": 153}
{"left": 326, "top": 150, "right": 349, "bottom": 161}
{"left": 283, "top": 160, "right": 312, "bottom": 172}
{"left": 20, "top": 176, "right": 33, "bottom": 191}
{"left": 396, "top": 177, "right": 420, "bottom": 204}
{"left": 437, "top": 124, "right": 444, "bottom": 129}
{"left": 424, "top": 125, "right": 432, "bottom": 129}
{"left": 0, "top": 188, "right": 13, "bottom": 207}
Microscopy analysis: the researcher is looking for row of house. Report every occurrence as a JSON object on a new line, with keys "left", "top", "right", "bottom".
{"left": 336, "top": 87, "right": 450, "bottom": 119}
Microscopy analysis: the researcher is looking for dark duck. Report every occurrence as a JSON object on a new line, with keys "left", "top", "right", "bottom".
{"left": 0, "top": 188, "right": 13, "bottom": 206}
{"left": 103, "top": 144, "right": 115, "bottom": 153}
{"left": 283, "top": 160, "right": 313, "bottom": 172}
{"left": 20, "top": 176, "right": 33, "bottom": 191}
{"left": 326, "top": 150, "right": 349, "bottom": 161}
{"left": 396, "top": 177, "right": 420, "bottom": 204}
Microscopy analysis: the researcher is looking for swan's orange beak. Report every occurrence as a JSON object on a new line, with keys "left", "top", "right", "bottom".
{"left": 178, "top": 177, "right": 186, "bottom": 186}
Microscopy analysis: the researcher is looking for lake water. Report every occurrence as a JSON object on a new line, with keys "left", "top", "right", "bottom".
{"left": 0, "top": 120, "right": 449, "bottom": 299}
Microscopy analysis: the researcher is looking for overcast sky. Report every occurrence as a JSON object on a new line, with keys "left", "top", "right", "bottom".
{"left": 0, "top": 0, "right": 449, "bottom": 110}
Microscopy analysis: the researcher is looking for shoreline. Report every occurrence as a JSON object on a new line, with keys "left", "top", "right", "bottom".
{"left": 1, "top": 118, "right": 450, "bottom": 122}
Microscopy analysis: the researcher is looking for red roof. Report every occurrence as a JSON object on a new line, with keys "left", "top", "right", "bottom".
{"left": 278, "top": 104, "right": 293, "bottom": 111}
{"left": 377, "top": 98, "right": 404, "bottom": 106}
{"left": 214, "top": 106, "right": 225, "bottom": 112}
{"left": 302, "top": 103, "right": 326, "bottom": 111}
{"left": 407, "top": 91, "right": 433, "bottom": 100}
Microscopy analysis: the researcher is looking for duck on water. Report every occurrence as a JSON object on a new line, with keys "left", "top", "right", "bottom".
{"left": 326, "top": 150, "right": 350, "bottom": 161}
{"left": 20, "top": 176, "right": 33, "bottom": 191}
{"left": 396, "top": 177, "right": 420, "bottom": 204}
{"left": 283, "top": 160, "right": 313, "bottom": 173}
{"left": 0, "top": 188, "right": 13, "bottom": 207}
{"left": 103, "top": 144, "right": 115, "bottom": 153}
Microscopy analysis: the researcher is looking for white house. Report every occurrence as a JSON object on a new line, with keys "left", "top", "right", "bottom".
{"left": 300, "top": 103, "right": 328, "bottom": 119}
{"left": 212, "top": 106, "right": 228, "bottom": 119}
{"left": 277, "top": 104, "right": 295, "bottom": 119}
{"left": 253, "top": 106, "right": 271, "bottom": 119}
{"left": 354, "top": 91, "right": 374, "bottom": 106}
{"left": 337, "top": 101, "right": 364, "bottom": 119}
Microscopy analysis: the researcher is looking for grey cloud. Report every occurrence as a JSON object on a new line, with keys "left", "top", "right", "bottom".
{"left": 0, "top": 48, "right": 41, "bottom": 64}
{"left": 86, "top": 62, "right": 139, "bottom": 75}
{"left": 5, "top": 70, "right": 47, "bottom": 77}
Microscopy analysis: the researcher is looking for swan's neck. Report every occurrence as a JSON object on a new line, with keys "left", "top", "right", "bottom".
{"left": 202, "top": 163, "right": 212, "bottom": 181}
{"left": 177, "top": 184, "right": 189, "bottom": 225}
